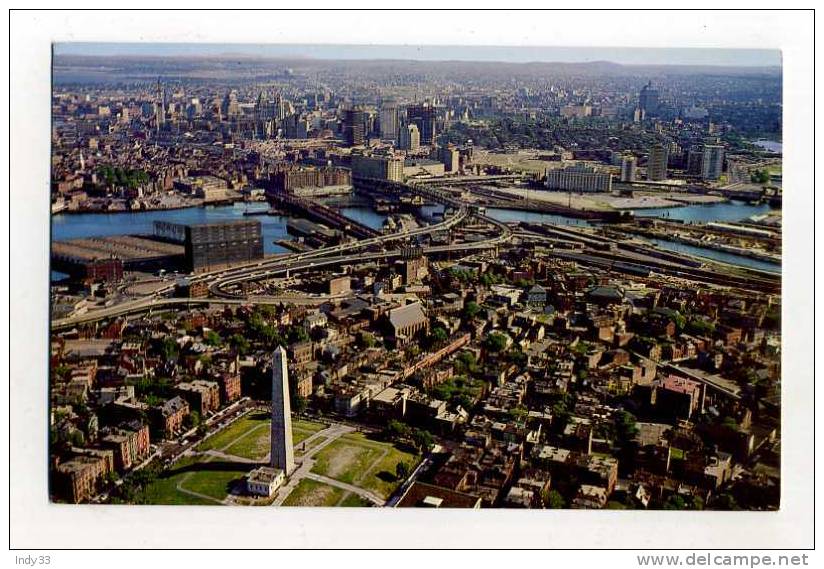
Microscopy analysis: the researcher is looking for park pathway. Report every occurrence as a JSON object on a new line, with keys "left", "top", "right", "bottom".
{"left": 271, "top": 423, "right": 356, "bottom": 506}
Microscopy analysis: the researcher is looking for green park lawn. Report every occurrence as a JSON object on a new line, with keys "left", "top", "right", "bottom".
{"left": 196, "top": 414, "right": 269, "bottom": 453}
{"left": 281, "top": 478, "right": 373, "bottom": 507}
{"left": 281, "top": 478, "right": 347, "bottom": 507}
{"left": 197, "top": 412, "right": 326, "bottom": 460}
{"left": 310, "top": 432, "right": 419, "bottom": 499}
{"left": 140, "top": 456, "right": 247, "bottom": 505}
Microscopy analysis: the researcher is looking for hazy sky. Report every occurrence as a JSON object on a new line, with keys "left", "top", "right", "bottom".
{"left": 54, "top": 43, "right": 781, "bottom": 67}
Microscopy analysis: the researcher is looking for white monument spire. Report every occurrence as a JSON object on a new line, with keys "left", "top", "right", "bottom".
{"left": 270, "top": 346, "right": 295, "bottom": 475}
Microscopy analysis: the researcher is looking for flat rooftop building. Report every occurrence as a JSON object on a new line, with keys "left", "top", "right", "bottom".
{"left": 154, "top": 220, "right": 264, "bottom": 272}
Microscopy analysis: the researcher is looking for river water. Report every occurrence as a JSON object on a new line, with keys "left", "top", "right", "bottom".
{"left": 633, "top": 200, "right": 775, "bottom": 223}
{"left": 51, "top": 199, "right": 780, "bottom": 280}
{"left": 484, "top": 201, "right": 780, "bottom": 273}
{"left": 50, "top": 202, "right": 388, "bottom": 281}
{"left": 752, "top": 140, "right": 782, "bottom": 154}
{"left": 646, "top": 239, "right": 780, "bottom": 274}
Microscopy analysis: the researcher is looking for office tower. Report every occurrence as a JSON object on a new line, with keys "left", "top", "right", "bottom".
{"left": 270, "top": 346, "right": 295, "bottom": 475}
{"left": 342, "top": 107, "right": 365, "bottom": 147}
{"left": 701, "top": 144, "right": 726, "bottom": 181}
{"left": 442, "top": 145, "right": 460, "bottom": 173}
{"left": 154, "top": 78, "right": 165, "bottom": 131}
{"left": 407, "top": 102, "right": 437, "bottom": 145}
{"left": 380, "top": 100, "right": 399, "bottom": 141}
{"left": 221, "top": 90, "right": 240, "bottom": 120}
{"left": 275, "top": 93, "right": 287, "bottom": 121}
{"left": 647, "top": 144, "right": 669, "bottom": 181}
{"left": 186, "top": 98, "right": 202, "bottom": 120}
{"left": 620, "top": 154, "right": 637, "bottom": 183}
{"left": 284, "top": 114, "right": 309, "bottom": 139}
{"left": 639, "top": 81, "right": 659, "bottom": 117}
{"left": 399, "top": 123, "right": 420, "bottom": 151}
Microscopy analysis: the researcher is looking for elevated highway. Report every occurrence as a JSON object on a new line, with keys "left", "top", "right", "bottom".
{"left": 51, "top": 182, "right": 511, "bottom": 330}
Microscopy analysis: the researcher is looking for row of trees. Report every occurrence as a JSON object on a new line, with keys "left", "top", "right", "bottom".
{"left": 384, "top": 420, "right": 434, "bottom": 453}
{"left": 97, "top": 166, "right": 150, "bottom": 190}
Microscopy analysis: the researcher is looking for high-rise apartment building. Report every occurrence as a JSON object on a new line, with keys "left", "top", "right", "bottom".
{"left": 701, "top": 144, "right": 726, "bottom": 181}
{"left": 620, "top": 154, "right": 637, "bottom": 183}
{"left": 647, "top": 144, "right": 669, "bottom": 181}
{"left": 687, "top": 146, "right": 705, "bottom": 176}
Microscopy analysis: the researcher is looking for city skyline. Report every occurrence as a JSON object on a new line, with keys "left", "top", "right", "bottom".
{"left": 53, "top": 42, "right": 782, "bottom": 68}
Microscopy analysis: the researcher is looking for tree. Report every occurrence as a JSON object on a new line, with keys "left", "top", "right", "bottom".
{"left": 615, "top": 411, "right": 639, "bottom": 442}
{"left": 663, "top": 495, "right": 687, "bottom": 510}
{"left": 546, "top": 490, "right": 566, "bottom": 509}
{"left": 507, "top": 349, "right": 527, "bottom": 366}
{"left": 184, "top": 411, "right": 201, "bottom": 430}
{"left": 293, "top": 395, "right": 308, "bottom": 416}
{"left": 454, "top": 351, "right": 479, "bottom": 375}
{"left": 160, "top": 337, "right": 179, "bottom": 360}
{"left": 68, "top": 429, "right": 86, "bottom": 447}
{"left": 229, "top": 334, "right": 250, "bottom": 355}
{"left": 686, "top": 318, "right": 715, "bottom": 336}
{"left": 430, "top": 327, "right": 448, "bottom": 345}
{"left": 359, "top": 331, "right": 377, "bottom": 349}
{"left": 484, "top": 332, "right": 508, "bottom": 353}
{"left": 385, "top": 420, "right": 411, "bottom": 442}
{"left": 53, "top": 364, "right": 71, "bottom": 380}
{"left": 203, "top": 330, "right": 222, "bottom": 347}
{"left": 462, "top": 301, "right": 481, "bottom": 320}
{"left": 395, "top": 461, "right": 411, "bottom": 480}
{"left": 750, "top": 169, "right": 770, "bottom": 184}
{"left": 287, "top": 325, "right": 310, "bottom": 345}
{"left": 411, "top": 428, "right": 434, "bottom": 453}
{"left": 672, "top": 312, "right": 687, "bottom": 333}
{"left": 713, "top": 493, "right": 740, "bottom": 511}
{"left": 509, "top": 406, "right": 528, "bottom": 422}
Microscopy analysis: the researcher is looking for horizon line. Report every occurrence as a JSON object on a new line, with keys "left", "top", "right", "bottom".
{"left": 52, "top": 43, "right": 782, "bottom": 68}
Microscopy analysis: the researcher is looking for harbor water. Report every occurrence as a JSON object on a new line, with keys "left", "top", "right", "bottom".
{"left": 51, "top": 199, "right": 779, "bottom": 281}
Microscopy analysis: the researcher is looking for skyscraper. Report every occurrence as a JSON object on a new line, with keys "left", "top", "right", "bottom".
{"left": 379, "top": 99, "right": 399, "bottom": 142}
{"left": 701, "top": 144, "right": 726, "bottom": 181}
{"left": 407, "top": 102, "right": 437, "bottom": 145}
{"left": 270, "top": 346, "right": 295, "bottom": 475}
{"left": 399, "top": 123, "right": 420, "bottom": 151}
{"left": 639, "top": 81, "right": 659, "bottom": 117}
{"left": 687, "top": 146, "right": 705, "bottom": 176}
{"left": 647, "top": 144, "right": 669, "bottom": 181}
{"left": 620, "top": 154, "right": 637, "bottom": 183}
{"left": 154, "top": 77, "right": 166, "bottom": 132}
{"left": 342, "top": 107, "right": 366, "bottom": 147}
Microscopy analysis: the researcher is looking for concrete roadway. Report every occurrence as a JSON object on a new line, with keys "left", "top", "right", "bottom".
{"left": 52, "top": 181, "right": 515, "bottom": 329}
{"left": 51, "top": 205, "right": 473, "bottom": 330}
{"left": 51, "top": 228, "right": 509, "bottom": 329}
